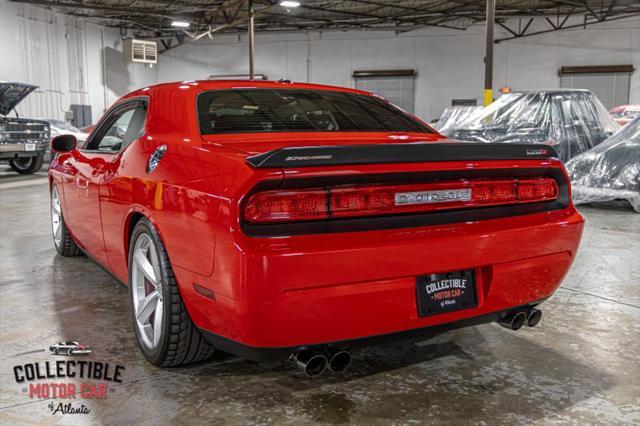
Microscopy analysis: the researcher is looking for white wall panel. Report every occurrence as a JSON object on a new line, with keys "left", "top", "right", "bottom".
{"left": 1, "top": 0, "right": 637, "bottom": 124}
{"left": 150, "top": 16, "right": 636, "bottom": 122}
{"left": 0, "top": 0, "right": 156, "bottom": 123}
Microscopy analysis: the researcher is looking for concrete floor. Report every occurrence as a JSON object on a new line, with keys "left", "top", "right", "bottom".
{"left": 1, "top": 165, "right": 639, "bottom": 425}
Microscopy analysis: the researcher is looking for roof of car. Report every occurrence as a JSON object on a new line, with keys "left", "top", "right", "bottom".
{"left": 129, "top": 80, "right": 372, "bottom": 98}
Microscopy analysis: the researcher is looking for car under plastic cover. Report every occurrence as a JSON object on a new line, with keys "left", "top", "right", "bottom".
{"left": 440, "top": 90, "right": 619, "bottom": 162}
{"left": 566, "top": 116, "right": 640, "bottom": 212}
{"left": 434, "top": 106, "right": 482, "bottom": 134}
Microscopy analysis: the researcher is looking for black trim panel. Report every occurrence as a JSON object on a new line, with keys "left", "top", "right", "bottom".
{"left": 241, "top": 167, "right": 570, "bottom": 237}
{"left": 246, "top": 142, "right": 558, "bottom": 168}
{"left": 198, "top": 300, "right": 545, "bottom": 361}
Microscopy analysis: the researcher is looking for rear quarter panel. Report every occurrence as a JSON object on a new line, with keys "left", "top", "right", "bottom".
{"left": 99, "top": 86, "right": 281, "bottom": 282}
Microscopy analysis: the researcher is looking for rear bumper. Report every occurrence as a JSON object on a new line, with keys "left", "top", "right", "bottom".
{"left": 180, "top": 207, "right": 584, "bottom": 358}
{"left": 198, "top": 300, "right": 545, "bottom": 361}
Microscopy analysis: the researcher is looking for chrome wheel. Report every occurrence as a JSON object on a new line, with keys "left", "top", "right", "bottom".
{"left": 51, "top": 185, "right": 62, "bottom": 247}
{"left": 131, "top": 233, "right": 164, "bottom": 350}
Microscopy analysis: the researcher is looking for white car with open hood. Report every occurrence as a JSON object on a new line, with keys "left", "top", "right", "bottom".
{"left": 0, "top": 82, "right": 50, "bottom": 174}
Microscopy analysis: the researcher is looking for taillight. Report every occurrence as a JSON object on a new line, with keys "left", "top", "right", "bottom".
{"left": 518, "top": 178, "right": 559, "bottom": 202}
{"left": 243, "top": 177, "right": 558, "bottom": 224}
{"left": 243, "top": 189, "right": 328, "bottom": 223}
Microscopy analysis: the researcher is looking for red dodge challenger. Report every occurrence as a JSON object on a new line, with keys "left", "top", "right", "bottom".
{"left": 49, "top": 80, "right": 584, "bottom": 376}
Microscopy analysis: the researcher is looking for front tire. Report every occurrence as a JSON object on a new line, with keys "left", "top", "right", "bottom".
{"left": 51, "top": 184, "right": 82, "bottom": 257}
{"left": 128, "top": 217, "right": 215, "bottom": 367}
{"left": 9, "top": 153, "right": 44, "bottom": 174}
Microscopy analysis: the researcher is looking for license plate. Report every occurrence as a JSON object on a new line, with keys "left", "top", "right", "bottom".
{"left": 416, "top": 270, "right": 477, "bottom": 317}
{"left": 24, "top": 143, "right": 36, "bottom": 151}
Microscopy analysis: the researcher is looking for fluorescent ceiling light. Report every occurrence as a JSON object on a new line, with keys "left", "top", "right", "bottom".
{"left": 279, "top": 1, "right": 300, "bottom": 7}
{"left": 171, "top": 21, "right": 190, "bottom": 28}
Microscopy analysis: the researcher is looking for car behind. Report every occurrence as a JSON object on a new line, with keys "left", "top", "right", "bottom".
{"left": 0, "top": 82, "right": 50, "bottom": 174}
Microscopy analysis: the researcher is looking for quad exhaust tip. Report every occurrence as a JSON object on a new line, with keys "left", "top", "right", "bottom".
{"left": 526, "top": 308, "right": 542, "bottom": 327}
{"left": 325, "top": 347, "right": 351, "bottom": 373}
{"left": 498, "top": 308, "right": 542, "bottom": 331}
{"left": 498, "top": 311, "right": 527, "bottom": 331}
{"left": 291, "top": 350, "right": 327, "bottom": 377}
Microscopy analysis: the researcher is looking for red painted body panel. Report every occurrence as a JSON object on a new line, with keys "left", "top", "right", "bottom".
{"left": 49, "top": 80, "right": 584, "bottom": 356}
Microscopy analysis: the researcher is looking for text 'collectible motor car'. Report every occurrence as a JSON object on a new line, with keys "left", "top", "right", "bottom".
{"left": 49, "top": 80, "right": 584, "bottom": 376}
{"left": 0, "top": 82, "right": 50, "bottom": 174}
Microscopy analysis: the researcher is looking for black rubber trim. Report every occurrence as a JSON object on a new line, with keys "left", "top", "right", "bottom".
{"left": 198, "top": 300, "right": 546, "bottom": 361}
{"left": 241, "top": 167, "right": 570, "bottom": 237}
{"left": 246, "top": 142, "right": 558, "bottom": 168}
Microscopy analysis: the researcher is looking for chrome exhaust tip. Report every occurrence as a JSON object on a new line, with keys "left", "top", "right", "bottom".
{"left": 291, "top": 350, "right": 327, "bottom": 377}
{"left": 526, "top": 308, "right": 542, "bottom": 327}
{"left": 497, "top": 311, "right": 527, "bottom": 331}
{"left": 325, "top": 347, "right": 351, "bottom": 373}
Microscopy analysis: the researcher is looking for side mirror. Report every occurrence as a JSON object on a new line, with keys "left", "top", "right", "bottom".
{"left": 51, "top": 134, "right": 77, "bottom": 153}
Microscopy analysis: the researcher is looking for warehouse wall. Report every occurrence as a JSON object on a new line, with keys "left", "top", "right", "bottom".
{"left": 0, "top": 0, "right": 156, "bottom": 123}
{"left": 158, "top": 16, "right": 640, "bottom": 121}
{"left": 0, "top": 0, "right": 637, "bottom": 124}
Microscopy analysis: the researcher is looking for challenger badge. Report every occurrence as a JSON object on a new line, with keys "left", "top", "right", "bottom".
{"left": 395, "top": 188, "right": 472, "bottom": 205}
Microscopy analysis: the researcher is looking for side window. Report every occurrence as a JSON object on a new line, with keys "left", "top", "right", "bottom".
{"left": 87, "top": 102, "right": 147, "bottom": 152}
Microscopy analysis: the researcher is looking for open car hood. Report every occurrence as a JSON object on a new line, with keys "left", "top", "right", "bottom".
{"left": 0, "top": 82, "right": 38, "bottom": 116}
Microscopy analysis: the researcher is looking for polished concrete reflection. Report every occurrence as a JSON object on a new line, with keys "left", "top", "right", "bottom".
{"left": 1, "top": 167, "right": 638, "bottom": 425}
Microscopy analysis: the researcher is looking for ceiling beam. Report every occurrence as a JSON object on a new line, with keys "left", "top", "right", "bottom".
{"left": 495, "top": 11, "right": 640, "bottom": 42}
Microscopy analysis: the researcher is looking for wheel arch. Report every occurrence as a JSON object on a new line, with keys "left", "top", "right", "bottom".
{"left": 124, "top": 211, "right": 146, "bottom": 260}
{"left": 123, "top": 207, "right": 171, "bottom": 265}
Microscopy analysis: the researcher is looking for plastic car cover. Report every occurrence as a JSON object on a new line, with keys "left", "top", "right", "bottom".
{"left": 441, "top": 90, "right": 620, "bottom": 162}
{"left": 566, "top": 116, "right": 640, "bottom": 212}
{"left": 434, "top": 106, "right": 482, "bottom": 134}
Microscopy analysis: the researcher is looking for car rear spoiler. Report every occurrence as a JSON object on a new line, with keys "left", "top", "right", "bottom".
{"left": 245, "top": 142, "right": 558, "bottom": 168}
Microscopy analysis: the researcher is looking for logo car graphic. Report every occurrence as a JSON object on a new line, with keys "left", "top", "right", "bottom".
{"left": 49, "top": 341, "right": 92, "bottom": 356}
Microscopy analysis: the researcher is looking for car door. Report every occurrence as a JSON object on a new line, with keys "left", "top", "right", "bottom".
{"left": 61, "top": 101, "right": 146, "bottom": 268}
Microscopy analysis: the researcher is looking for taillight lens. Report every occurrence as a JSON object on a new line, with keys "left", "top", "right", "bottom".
{"left": 243, "top": 177, "right": 558, "bottom": 224}
{"left": 518, "top": 178, "right": 559, "bottom": 203}
{"left": 243, "top": 189, "right": 328, "bottom": 223}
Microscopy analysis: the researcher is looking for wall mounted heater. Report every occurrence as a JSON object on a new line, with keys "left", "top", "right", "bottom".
{"left": 123, "top": 38, "right": 157, "bottom": 64}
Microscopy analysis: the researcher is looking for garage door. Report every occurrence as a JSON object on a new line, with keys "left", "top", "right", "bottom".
{"left": 353, "top": 70, "right": 416, "bottom": 113}
{"left": 559, "top": 65, "right": 633, "bottom": 109}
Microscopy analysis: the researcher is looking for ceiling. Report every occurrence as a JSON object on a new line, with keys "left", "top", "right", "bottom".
{"left": 10, "top": 0, "right": 640, "bottom": 50}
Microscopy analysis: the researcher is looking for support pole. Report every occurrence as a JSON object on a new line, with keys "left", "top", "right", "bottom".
{"left": 484, "top": 0, "right": 495, "bottom": 106}
{"left": 248, "top": 0, "right": 255, "bottom": 80}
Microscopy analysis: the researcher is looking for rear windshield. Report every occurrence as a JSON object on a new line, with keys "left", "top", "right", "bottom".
{"left": 197, "top": 89, "right": 433, "bottom": 134}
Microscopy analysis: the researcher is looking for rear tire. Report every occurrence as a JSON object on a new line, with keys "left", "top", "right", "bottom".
{"left": 128, "top": 217, "right": 215, "bottom": 367}
{"left": 51, "top": 184, "right": 82, "bottom": 257}
{"left": 9, "top": 153, "right": 44, "bottom": 174}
